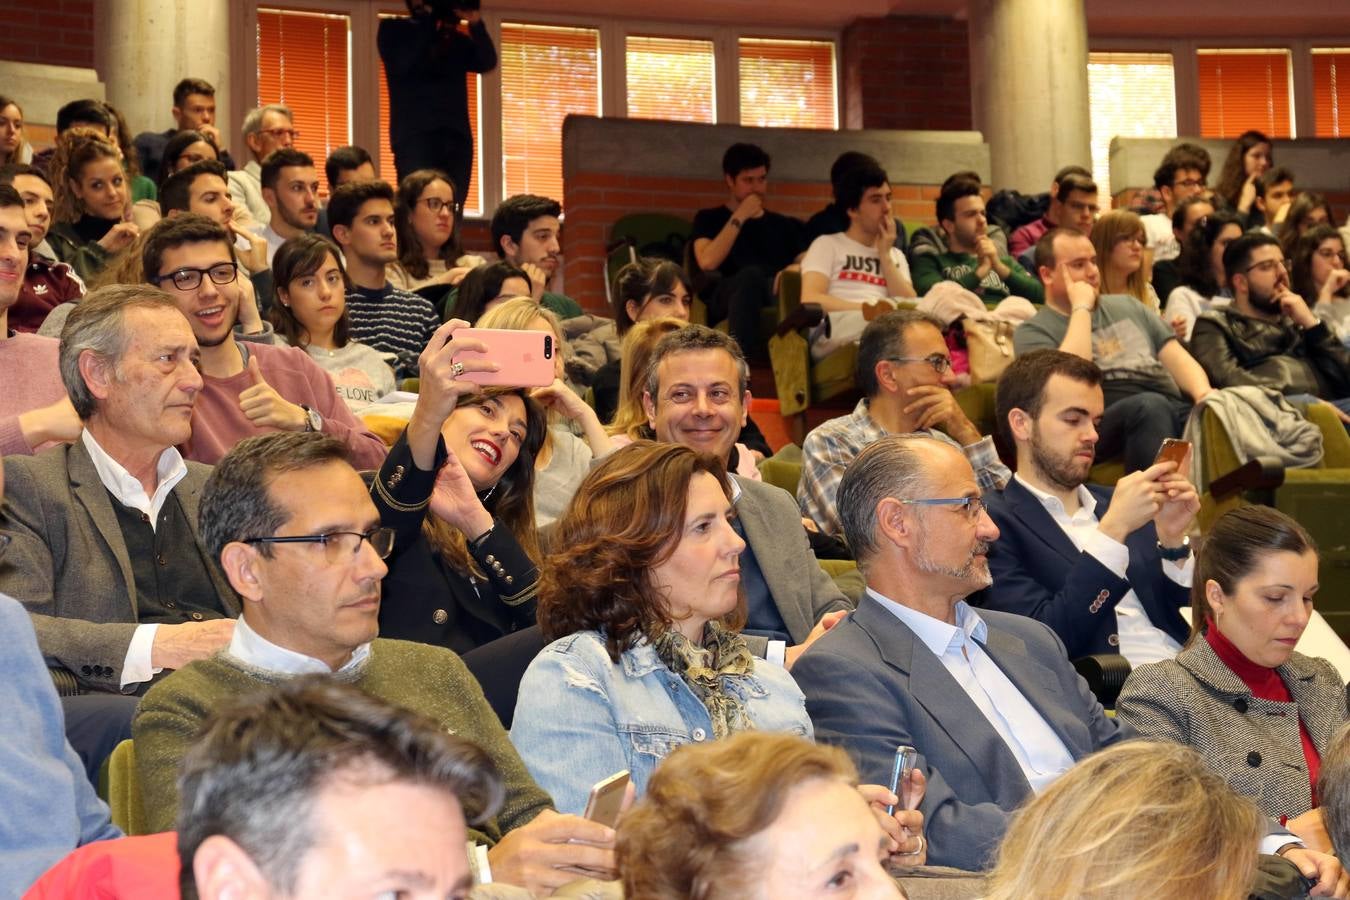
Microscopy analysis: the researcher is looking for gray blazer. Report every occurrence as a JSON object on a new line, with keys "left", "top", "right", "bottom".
{"left": 732, "top": 475, "right": 852, "bottom": 654}
{"left": 0, "top": 441, "right": 238, "bottom": 692}
{"left": 1117, "top": 638, "right": 1347, "bottom": 821}
{"left": 793, "top": 596, "right": 1127, "bottom": 871}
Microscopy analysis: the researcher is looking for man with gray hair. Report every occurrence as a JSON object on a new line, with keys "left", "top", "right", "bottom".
{"left": 798, "top": 309, "right": 1009, "bottom": 537}
{"left": 228, "top": 104, "right": 296, "bottom": 226}
{"left": 792, "top": 434, "right": 1126, "bottom": 870}
{"left": 0, "top": 284, "right": 237, "bottom": 695}
{"left": 640, "top": 324, "right": 851, "bottom": 667}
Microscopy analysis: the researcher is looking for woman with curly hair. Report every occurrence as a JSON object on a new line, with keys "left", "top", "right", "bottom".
{"left": 371, "top": 319, "right": 548, "bottom": 653}
{"left": 45, "top": 127, "right": 139, "bottom": 280}
{"left": 508, "top": 441, "right": 812, "bottom": 814}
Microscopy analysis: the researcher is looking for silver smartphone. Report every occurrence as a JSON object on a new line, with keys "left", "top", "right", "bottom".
{"left": 886, "top": 745, "right": 918, "bottom": 815}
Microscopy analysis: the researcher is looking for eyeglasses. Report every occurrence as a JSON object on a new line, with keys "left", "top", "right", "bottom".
{"left": 151, "top": 262, "right": 238, "bottom": 291}
{"left": 1243, "top": 259, "right": 1288, "bottom": 275}
{"left": 1173, "top": 178, "right": 1206, "bottom": 190}
{"left": 1115, "top": 234, "right": 1145, "bottom": 247}
{"left": 899, "top": 496, "right": 986, "bottom": 520}
{"left": 243, "top": 527, "right": 395, "bottom": 563}
{"left": 1316, "top": 247, "right": 1347, "bottom": 262}
{"left": 260, "top": 127, "right": 300, "bottom": 141}
{"left": 419, "top": 196, "right": 454, "bottom": 213}
{"left": 887, "top": 354, "right": 953, "bottom": 375}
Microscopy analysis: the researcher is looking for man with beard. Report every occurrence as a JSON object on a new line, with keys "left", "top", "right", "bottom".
{"left": 254, "top": 148, "right": 319, "bottom": 266}
{"left": 1190, "top": 231, "right": 1350, "bottom": 411}
{"left": 910, "top": 175, "right": 1044, "bottom": 302}
{"left": 977, "top": 350, "right": 1197, "bottom": 663}
{"left": 141, "top": 214, "right": 386, "bottom": 468}
{"left": 792, "top": 434, "right": 1127, "bottom": 870}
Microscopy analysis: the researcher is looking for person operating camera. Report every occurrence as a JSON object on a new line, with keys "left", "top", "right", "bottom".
{"left": 378, "top": 1, "right": 497, "bottom": 220}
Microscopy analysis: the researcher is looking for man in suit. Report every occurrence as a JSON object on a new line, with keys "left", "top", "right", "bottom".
{"left": 792, "top": 433, "right": 1127, "bottom": 870}
{"left": 0, "top": 285, "right": 237, "bottom": 695}
{"left": 978, "top": 349, "right": 1198, "bottom": 663}
{"left": 643, "top": 324, "right": 851, "bottom": 667}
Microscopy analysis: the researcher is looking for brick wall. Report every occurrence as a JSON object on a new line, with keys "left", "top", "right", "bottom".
{"left": 842, "top": 16, "right": 972, "bottom": 132}
{"left": 563, "top": 173, "right": 940, "bottom": 312}
{"left": 0, "top": 0, "right": 95, "bottom": 69}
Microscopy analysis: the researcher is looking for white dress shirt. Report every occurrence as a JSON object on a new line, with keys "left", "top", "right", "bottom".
{"left": 81, "top": 430, "right": 189, "bottom": 689}
{"left": 869, "top": 588, "right": 1076, "bottom": 794}
{"left": 226, "top": 614, "right": 370, "bottom": 675}
{"left": 1014, "top": 474, "right": 1191, "bottom": 667}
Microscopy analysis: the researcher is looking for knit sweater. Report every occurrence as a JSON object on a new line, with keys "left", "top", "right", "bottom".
{"left": 0, "top": 332, "right": 66, "bottom": 456}
{"left": 180, "top": 341, "right": 388, "bottom": 469}
{"left": 131, "top": 638, "right": 554, "bottom": 837}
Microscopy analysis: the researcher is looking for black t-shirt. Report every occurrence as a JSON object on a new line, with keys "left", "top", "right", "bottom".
{"left": 692, "top": 205, "right": 805, "bottom": 277}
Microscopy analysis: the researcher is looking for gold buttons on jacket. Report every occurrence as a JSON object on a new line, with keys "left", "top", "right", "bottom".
{"left": 433, "top": 609, "right": 449, "bottom": 625}
{"left": 385, "top": 465, "right": 406, "bottom": 490}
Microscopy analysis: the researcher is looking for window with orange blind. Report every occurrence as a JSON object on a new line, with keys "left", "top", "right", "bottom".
{"left": 256, "top": 8, "right": 351, "bottom": 183}
{"left": 1312, "top": 48, "right": 1350, "bottom": 137}
{"left": 1196, "top": 49, "right": 1294, "bottom": 139}
{"left": 738, "top": 38, "right": 836, "bottom": 130}
{"left": 625, "top": 35, "right": 716, "bottom": 123}
{"left": 375, "top": 13, "right": 482, "bottom": 215}
{"left": 499, "top": 22, "right": 600, "bottom": 202}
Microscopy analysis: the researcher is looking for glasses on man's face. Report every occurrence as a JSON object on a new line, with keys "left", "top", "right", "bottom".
{"left": 151, "top": 262, "right": 238, "bottom": 292}
{"left": 261, "top": 127, "right": 299, "bottom": 141}
{"left": 243, "top": 527, "right": 395, "bottom": 564}
{"left": 887, "top": 354, "right": 953, "bottom": 375}
{"left": 1244, "top": 259, "right": 1288, "bottom": 276}
{"left": 419, "top": 196, "right": 453, "bottom": 214}
{"left": 1173, "top": 178, "right": 1206, "bottom": 190}
{"left": 899, "top": 496, "right": 986, "bottom": 520}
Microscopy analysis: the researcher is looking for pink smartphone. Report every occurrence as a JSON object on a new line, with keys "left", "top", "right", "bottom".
{"left": 456, "top": 328, "right": 555, "bottom": 388}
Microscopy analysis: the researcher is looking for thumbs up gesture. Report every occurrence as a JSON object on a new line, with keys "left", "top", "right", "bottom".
{"left": 238, "top": 354, "right": 309, "bottom": 431}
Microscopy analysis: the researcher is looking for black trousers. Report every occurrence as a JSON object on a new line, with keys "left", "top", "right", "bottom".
{"left": 392, "top": 129, "right": 475, "bottom": 222}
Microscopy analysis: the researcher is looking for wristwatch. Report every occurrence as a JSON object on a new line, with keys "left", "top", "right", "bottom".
{"left": 1156, "top": 535, "right": 1191, "bottom": 562}
{"left": 301, "top": 405, "right": 322, "bottom": 433}
{"left": 729, "top": 216, "right": 744, "bottom": 229}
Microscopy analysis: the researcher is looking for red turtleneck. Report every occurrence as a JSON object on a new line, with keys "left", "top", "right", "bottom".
{"left": 1206, "top": 625, "right": 1320, "bottom": 807}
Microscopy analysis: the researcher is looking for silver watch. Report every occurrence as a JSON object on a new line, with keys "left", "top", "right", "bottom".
{"left": 301, "top": 405, "right": 322, "bottom": 433}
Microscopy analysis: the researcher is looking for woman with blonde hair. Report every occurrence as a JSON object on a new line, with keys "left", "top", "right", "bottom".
{"left": 617, "top": 731, "right": 917, "bottom": 900}
{"left": 1091, "top": 208, "right": 1160, "bottom": 311}
{"left": 0, "top": 96, "right": 29, "bottom": 165}
{"left": 476, "top": 297, "right": 614, "bottom": 526}
{"left": 605, "top": 316, "right": 686, "bottom": 437}
{"left": 46, "top": 127, "right": 139, "bottom": 280}
{"left": 984, "top": 741, "right": 1262, "bottom": 900}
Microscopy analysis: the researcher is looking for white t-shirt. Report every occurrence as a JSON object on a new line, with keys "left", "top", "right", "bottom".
{"left": 1141, "top": 213, "right": 1179, "bottom": 262}
{"left": 801, "top": 232, "right": 911, "bottom": 304}
{"left": 802, "top": 232, "right": 913, "bottom": 360}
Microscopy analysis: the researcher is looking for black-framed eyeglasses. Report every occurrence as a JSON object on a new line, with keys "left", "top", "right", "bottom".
{"left": 887, "top": 354, "right": 953, "bottom": 375}
{"left": 151, "top": 262, "right": 238, "bottom": 292}
{"left": 243, "top": 527, "right": 395, "bottom": 563}
{"left": 418, "top": 196, "right": 453, "bottom": 213}
{"left": 1173, "top": 177, "right": 1206, "bottom": 190}
{"left": 898, "top": 496, "right": 986, "bottom": 520}
{"left": 1243, "top": 259, "right": 1287, "bottom": 275}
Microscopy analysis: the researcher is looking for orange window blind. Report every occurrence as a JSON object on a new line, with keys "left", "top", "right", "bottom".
{"left": 1197, "top": 49, "right": 1293, "bottom": 138}
{"left": 625, "top": 35, "right": 716, "bottom": 123}
{"left": 376, "top": 14, "right": 482, "bottom": 215}
{"left": 499, "top": 22, "right": 600, "bottom": 202}
{"left": 738, "top": 38, "right": 836, "bottom": 130}
{"left": 1312, "top": 48, "right": 1350, "bottom": 138}
{"left": 256, "top": 8, "right": 351, "bottom": 183}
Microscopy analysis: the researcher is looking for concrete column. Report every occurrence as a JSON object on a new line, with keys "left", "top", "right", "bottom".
{"left": 968, "top": 0, "right": 1091, "bottom": 193}
{"left": 96, "top": 0, "right": 232, "bottom": 148}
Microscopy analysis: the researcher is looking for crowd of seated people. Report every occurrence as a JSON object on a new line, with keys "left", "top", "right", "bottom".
{"left": 10, "top": 71, "right": 1350, "bottom": 900}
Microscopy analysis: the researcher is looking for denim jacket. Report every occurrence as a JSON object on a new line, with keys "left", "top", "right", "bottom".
{"left": 510, "top": 630, "right": 813, "bottom": 814}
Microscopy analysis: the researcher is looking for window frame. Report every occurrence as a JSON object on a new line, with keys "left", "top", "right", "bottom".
{"left": 234, "top": 1, "right": 841, "bottom": 220}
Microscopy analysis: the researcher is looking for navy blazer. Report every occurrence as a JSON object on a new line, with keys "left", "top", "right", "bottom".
{"left": 976, "top": 478, "right": 1190, "bottom": 659}
{"left": 793, "top": 596, "right": 1127, "bottom": 871}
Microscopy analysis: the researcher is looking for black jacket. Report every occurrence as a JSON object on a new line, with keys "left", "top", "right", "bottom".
{"left": 377, "top": 15, "right": 497, "bottom": 144}
{"left": 370, "top": 431, "right": 537, "bottom": 654}
{"left": 1190, "top": 305, "right": 1350, "bottom": 400}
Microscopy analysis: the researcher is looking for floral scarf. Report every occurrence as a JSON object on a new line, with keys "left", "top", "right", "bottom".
{"left": 651, "top": 621, "right": 755, "bottom": 740}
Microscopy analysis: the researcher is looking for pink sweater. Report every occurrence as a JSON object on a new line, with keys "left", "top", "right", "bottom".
{"left": 0, "top": 333, "right": 66, "bottom": 456}
{"left": 181, "top": 341, "right": 388, "bottom": 469}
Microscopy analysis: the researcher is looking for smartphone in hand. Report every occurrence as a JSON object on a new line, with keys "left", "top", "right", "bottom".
{"left": 886, "top": 746, "right": 918, "bottom": 815}
{"left": 455, "top": 328, "right": 555, "bottom": 388}
{"left": 583, "top": 770, "right": 631, "bottom": 829}
{"left": 1154, "top": 438, "right": 1191, "bottom": 470}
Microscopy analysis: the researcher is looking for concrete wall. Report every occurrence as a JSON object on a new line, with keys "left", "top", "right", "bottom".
{"left": 560, "top": 116, "right": 990, "bottom": 312}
